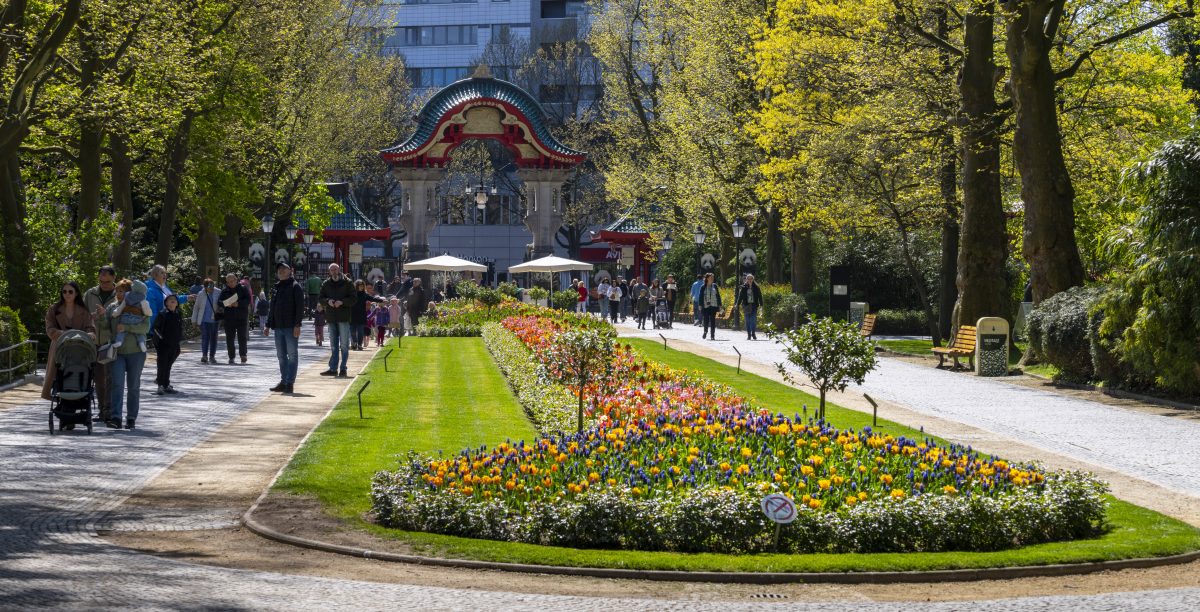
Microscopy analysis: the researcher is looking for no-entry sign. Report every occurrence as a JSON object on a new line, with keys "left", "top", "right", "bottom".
{"left": 760, "top": 493, "right": 797, "bottom": 524}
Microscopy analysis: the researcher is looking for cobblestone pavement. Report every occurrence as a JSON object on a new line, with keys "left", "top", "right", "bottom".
{"left": 2, "top": 326, "right": 1199, "bottom": 610}
{"left": 620, "top": 321, "right": 1200, "bottom": 499}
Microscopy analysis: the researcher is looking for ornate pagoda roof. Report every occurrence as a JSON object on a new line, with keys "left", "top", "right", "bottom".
{"left": 296, "top": 183, "right": 386, "bottom": 234}
{"left": 602, "top": 215, "right": 649, "bottom": 235}
{"left": 380, "top": 66, "right": 586, "bottom": 169}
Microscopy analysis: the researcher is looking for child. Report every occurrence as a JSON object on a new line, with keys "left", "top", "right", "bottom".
{"left": 388, "top": 297, "right": 403, "bottom": 337}
{"left": 153, "top": 294, "right": 183, "bottom": 394}
{"left": 374, "top": 301, "right": 390, "bottom": 346}
{"left": 313, "top": 304, "right": 326, "bottom": 346}
{"left": 365, "top": 303, "right": 378, "bottom": 347}
{"left": 107, "top": 284, "right": 152, "bottom": 355}
{"left": 255, "top": 291, "right": 269, "bottom": 331}
{"left": 635, "top": 289, "right": 651, "bottom": 330}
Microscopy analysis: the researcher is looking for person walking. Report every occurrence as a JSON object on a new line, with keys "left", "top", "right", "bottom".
{"left": 635, "top": 288, "right": 650, "bottom": 330}
{"left": 607, "top": 281, "right": 622, "bottom": 324}
{"left": 734, "top": 274, "right": 764, "bottom": 340}
{"left": 265, "top": 262, "right": 304, "bottom": 393}
{"left": 699, "top": 272, "right": 722, "bottom": 341}
{"left": 145, "top": 264, "right": 187, "bottom": 332}
{"left": 352, "top": 280, "right": 386, "bottom": 349}
{"left": 255, "top": 291, "right": 269, "bottom": 331}
{"left": 319, "top": 263, "right": 356, "bottom": 377}
{"left": 153, "top": 294, "right": 183, "bottom": 395}
{"left": 663, "top": 275, "right": 678, "bottom": 325}
{"left": 690, "top": 274, "right": 704, "bottom": 326}
{"left": 305, "top": 274, "right": 323, "bottom": 319}
{"left": 84, "top": 266, "right": 119, "bottom": 422}
{"left": 596, "top": 277, "right": 611, "bottom": 319}
{"left": 407, "top": 277, "right": 428, "bottom": 333}
{"left": 107, "top": 279, "right": 149, "bottom": 430}
{"left": 387, "top": 297, "right": 402, "bottom": 338}
{"left": 573, "top": 279, "right": 587, "bottom": 314}
{"left": 41, "top": 281, "right": 97, "bottom": 404}
{"left": 190, "top": 278, "right": 219, "bottom": 363}
{"left": 313, "top": 305, "right": 326, "bottom": 346}
{"left": 619, "top": 279, "right": 631, "bottom": 322}
{"left": 373, "top": 302, "right": 390, "bottom": 346}
{"left": 219, "top": 273, "right": 251, "bottom": 364}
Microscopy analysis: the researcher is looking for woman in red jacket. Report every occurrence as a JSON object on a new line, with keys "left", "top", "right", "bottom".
{"left": 574, "top": 279, "right": 588, "bottom": 314}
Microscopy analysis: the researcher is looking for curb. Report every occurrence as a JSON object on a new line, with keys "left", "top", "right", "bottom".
{"left": 241, "top": 507, "right": 1200, "bottom": 584}
{"left": 1022, "top": 376, "right": 1200, "bottom": 412}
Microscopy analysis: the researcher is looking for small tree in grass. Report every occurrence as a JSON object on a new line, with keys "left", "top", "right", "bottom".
{"left": 773, "top": 318, "right": 878, "bottom": 421}
{"left": 477, "top": 288, "right": 503, "bottom": 311}
{"left": 544, "top": 329, "right": 616, "bottom": 432}
{"left": 527, "top": 286, "right": 549, "bottom": 306}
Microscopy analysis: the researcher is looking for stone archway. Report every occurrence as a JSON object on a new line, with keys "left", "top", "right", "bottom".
{"left": 379, "top": 65, "right": 586, "bottom": 262}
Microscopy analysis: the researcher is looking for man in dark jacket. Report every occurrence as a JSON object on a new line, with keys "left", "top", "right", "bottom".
{"left": 265, "top": 262, "right": 306, "bottom": 393}
{"left": 219, "top": 273, "right": 252, "bottom": 364}
{"left": 318, "top": 263, "right": 357, "bottom": 377}
{"left": 406, "top": 277, "right": 428, "bottom": 334}
{"left": 733, "top": 274, "right": 764, "bottom": 340}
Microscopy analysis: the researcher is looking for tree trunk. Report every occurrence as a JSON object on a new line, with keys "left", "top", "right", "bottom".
{"left": 223, "top": 214, "right": 244, "bottom": 260}
{"left": 77, "top": 121, "right": 103, "bottom": 226}
{"left": 195, "top": 217, "right": 220, "bottom": 279}
{"left": 935, "top": 7, "right": 959, "bottom": 344}
{"left": 765, "top": 206, "right": 784, "bottom": 284}
{"left": 110, "top": 133, "right": 134, "bottom": 275}
{"left": 156, "top": 113, "right": 194, "bottom": 266}
{"left": 790, "top": 227, "right": 814, "bottom": 293}
{"left": 0, "top": 153, "right": 39, "bottom": 332}
{"left": 955, "top": 0, "right": 1009, "bottom": 330}
{"left": 1005, "top": 2, "right": 1085, "bottom": 304}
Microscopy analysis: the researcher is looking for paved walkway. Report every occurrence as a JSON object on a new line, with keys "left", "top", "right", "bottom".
{"left": 0, "top": 325, "right": 1198, "bottom": 609}
{"left": 619, "top": 320, "right": 1200, "bottom": 499}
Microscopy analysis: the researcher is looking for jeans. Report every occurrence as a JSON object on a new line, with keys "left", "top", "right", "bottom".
{"left": 224, "top": 317, "right": 248, "bottom": 359}
{"left": 575, "top": 300, "right": 586, "bottom": 314}
{"left": 702, "top": 306, "right": 718, "bottom": 338}
{"left": 693, "top": 301, "right": 702, "bottom": 324}
{"left": 110, "top": 351, "right": 146, "bottom": 423}
{"left": 351, "top": 323, "right": 364, "bottom": 348}
{"left": 199, "top": 322, "right": 218, "bottom": 359}
{"left": 744, "top": 305, "right": 759, "bottom": 337}
{"left": 599, "top": 298, "right": 608, "bottom": 317}
{"left": 327, "top": 321, "right": 351, "bottom": 372}
{"left": 274, "top": 329, "right": 300, "bottom": 385}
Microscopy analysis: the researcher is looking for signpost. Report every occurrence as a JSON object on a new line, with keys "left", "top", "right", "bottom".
{"left": 760, "top": 493, "right": 797, "bottom": 551}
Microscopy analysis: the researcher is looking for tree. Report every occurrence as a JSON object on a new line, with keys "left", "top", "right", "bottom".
{"left": 544, "top": 329, "right": 616, "bottom": 433}
{"left": 774, "top": 317, "right": 878, "bottom": 421}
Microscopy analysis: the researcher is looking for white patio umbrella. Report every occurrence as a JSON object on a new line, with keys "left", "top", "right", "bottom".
{"left": 509, "top": 255, "right": 593, "bottom": 293}
{"left": 403, "top": 254, "right": 488, "bottom": 272}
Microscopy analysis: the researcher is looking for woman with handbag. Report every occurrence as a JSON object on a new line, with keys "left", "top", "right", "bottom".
{"left": 191, "top": 278, "right": 220, "bottom": 363}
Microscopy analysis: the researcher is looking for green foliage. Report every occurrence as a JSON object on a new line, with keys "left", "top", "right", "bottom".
{"left": 552, "top": 289, "right": 579, "bottom": 311}
{"left": 481, "top": 323, "right": 579, "bottom": 434}
{"left": 769, "top": 293, "right": 808, "bottom": 329}
{"left": 477, "top": 288, "right": 503, "bottom": 311}
{"left": 497, "top": 282, "right": 521, "bottom": 299}
{"left": 1026, "top": 286, "right": 1105, "bottom": 383}
{"left": 26, "top": 199, "right": 121, "bottom": 316}
{"left": 0, "top": 307, "right": 34, "bottom": 385}
{"left": 527, "top": 286, "right": 549, "bottom": 303}
{"left": 455, "top": 281, "right": 480, "bottom": 300}
{"left": 544, "top": 328, "right": 617, "bottom": 432}
{"left": 773, "top": 317, "right": 878, "bottom": 420}
{"left": 872, "top": 309, "right": 930, "bottom": 336}
{"left": 1099, "top": 135, "right": 1200, "bottom": 395}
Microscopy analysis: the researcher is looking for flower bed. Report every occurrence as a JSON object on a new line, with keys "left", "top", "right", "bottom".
{"left": 481, "top": 323, "right": 578, "bottom": 433}
{"left": 414, "top": 299, "right": 533, "bottom": 337}
{"left": 373, "top": 314, "right": 1109, "bottom": 554}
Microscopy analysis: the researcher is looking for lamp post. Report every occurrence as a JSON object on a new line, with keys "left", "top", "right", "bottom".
{"left": 302, "top": 231, "right": 314, "bottom": 281}
{"left": 692, "top": 225, "right": 706, "bottom": 276}
{"left": 731, "top": 217, "right": 745, "bottom": 328}
{"left": 261, "top": 213, "right": 275, "bottom": 299}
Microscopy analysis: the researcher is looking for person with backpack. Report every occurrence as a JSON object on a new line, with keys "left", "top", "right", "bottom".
{"left": 265, "top": 262, "right": 305, "bottom": 393}
{"left": 190, "top": 278, "right": 219, "bottom": 363}
{"left": 153, "top": 294, "right": 183, "bottom": 395}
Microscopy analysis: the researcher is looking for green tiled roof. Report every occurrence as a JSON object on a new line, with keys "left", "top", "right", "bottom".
{"left": 295, "top": 183, "right": 383, "bottom": 232}
{"left": 604, "top": 215, "right": 649, "bottom": 235}
{"left": 381, "top": 73, "right": 584, "bottom": 162}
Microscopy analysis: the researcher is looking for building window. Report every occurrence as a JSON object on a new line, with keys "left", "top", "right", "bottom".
{"left": 541, "top": 1, "right": 566, "bottom": 18}
{"left": 396, "top": 25, "right": 478, "bottom": 47}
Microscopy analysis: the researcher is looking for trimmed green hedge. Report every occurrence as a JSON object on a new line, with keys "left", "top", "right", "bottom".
{"left": 0, "top": 306, "right": 33, "bottom": 384}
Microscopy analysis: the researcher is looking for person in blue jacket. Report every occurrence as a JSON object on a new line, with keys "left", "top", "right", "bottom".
{"left": 145, "top": 264, "right": 187, "bottom": 331}
{"left": 689, "top": 274, "right": 704, "bottom": 326}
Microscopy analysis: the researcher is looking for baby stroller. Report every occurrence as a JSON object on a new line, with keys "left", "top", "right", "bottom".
{"left": 653, "top": 298, "right": 672, "bottom": 329}
{"left": 48, "top": 330, "right": 96, "bottom": 435}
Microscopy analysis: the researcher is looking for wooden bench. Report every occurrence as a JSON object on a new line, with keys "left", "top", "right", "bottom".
{"left": 860, "top": 313, "right": 876, "bottom": 337}
{"left": 931, "top": 325, "right": 976, "bottom": 369}
{"left": 715, "top": 306, "right": 734, "bottom": 326}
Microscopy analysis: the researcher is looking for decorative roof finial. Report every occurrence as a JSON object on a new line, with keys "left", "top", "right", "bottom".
{"left": 471, "top": 63, "right": 493, "bottom": 79}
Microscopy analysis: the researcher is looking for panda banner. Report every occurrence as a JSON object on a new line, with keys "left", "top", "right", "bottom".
{"left": 739, "top": 248, "right": 757, "bottom": 277}
{"left": 249, "top": 242, "right": 265, "bottom": 277}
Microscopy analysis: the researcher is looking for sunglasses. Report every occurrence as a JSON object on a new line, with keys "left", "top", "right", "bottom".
{"left": 62, "top": 289, "right": 76, "bottom": 295}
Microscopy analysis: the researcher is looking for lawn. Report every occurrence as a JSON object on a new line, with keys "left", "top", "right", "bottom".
{"left": 274, "top": 336, "right": 1200, "bottom": 573}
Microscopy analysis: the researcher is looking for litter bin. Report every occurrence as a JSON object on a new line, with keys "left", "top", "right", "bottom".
{"left": 975, "top": 317, "right": 1009, "bottom": 377}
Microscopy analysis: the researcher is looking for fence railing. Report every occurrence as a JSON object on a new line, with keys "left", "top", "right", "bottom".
{"left": 0, "top": 339, "right": 39, "bottom": 384}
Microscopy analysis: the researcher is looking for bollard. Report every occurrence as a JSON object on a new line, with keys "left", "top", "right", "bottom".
{"left": 864, "top": 393, "right": 878, "bottom": 428}
{"left": 357, "top": 379, "right": 372, "bottom": 419}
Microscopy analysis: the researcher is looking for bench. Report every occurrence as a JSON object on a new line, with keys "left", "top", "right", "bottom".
{"left": 931, "top": 325, "right": 976, "bottom": 369}
{"left": 715, "top": 306, "right": 734, "bottom": 326}
{"left": 860, "top": 313, "right": 876, "bottom": 337}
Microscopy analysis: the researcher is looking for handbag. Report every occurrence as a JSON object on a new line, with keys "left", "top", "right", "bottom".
{"left": 211, "top": 292, "right": 224, "bottom": 321}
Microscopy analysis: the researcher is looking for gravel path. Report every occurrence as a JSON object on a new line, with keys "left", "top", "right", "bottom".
{"left": 1, "top": 325, "right": 1198, "bottom": 610}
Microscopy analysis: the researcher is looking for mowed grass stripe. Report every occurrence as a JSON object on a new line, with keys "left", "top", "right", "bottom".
{"left": 275, "top": 337, "right": 536, "bottom": 519}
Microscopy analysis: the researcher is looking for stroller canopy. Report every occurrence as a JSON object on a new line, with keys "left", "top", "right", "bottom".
{"left": 55, "top": 330, "right": 97, "bottom": 367}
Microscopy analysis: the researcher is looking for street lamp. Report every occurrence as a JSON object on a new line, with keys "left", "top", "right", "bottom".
{"left": 732, "top": 217, "right": 746, "bottom": 328}
{"left": 662, "top": 234, "right": 673, "bottom": 251}
{"left": 261, "top": 213, "right": 275, "bottom": 299}
{"left": 285, "top": 225, "right": 298, "bottom": 240}
{"left": 692, "top": 225, "right": 706, "bottom": 275}
{"left": 302, "top": 232, "right": 314, "bottom": 245}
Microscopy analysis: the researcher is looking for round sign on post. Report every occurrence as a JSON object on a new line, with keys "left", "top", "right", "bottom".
{"left": 760, "top": 493, "right": 797, "bottom": 524}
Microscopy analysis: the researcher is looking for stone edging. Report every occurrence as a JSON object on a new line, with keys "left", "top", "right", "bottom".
{"left": 239, "top": 343, "right": 1200, "bottom": 585}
